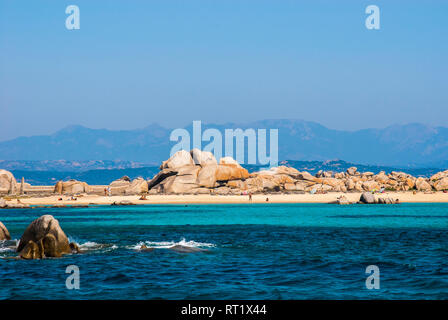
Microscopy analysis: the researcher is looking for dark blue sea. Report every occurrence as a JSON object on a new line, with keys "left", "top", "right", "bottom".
{"left": 1, "top": 203, "right": 447, "bottom": 299}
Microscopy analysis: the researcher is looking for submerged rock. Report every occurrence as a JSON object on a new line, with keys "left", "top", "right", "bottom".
{"left": 69, "top": 242, "right": 82, "bottom": 253}
{"left": 71, "top": 204, "right": 89, "bottom": 208}
{"left": 19, "top": 240, "right": 44, "bottom": 260}
{"left": 138, "top": 244, "right": 155, "bottom": 252}
{"left": 52, "top": 204, "right": 67, "bottom": 208}
{"left": 41, "top": 233, "right": 61, "bottom": 257}
{"left": 0, "top": 221, "right": 11, "bottom": 240}
{"left": 17, "top": 215, "right": 77, "bottom": 259}
{"left": 4, "top": 202, "right": 30, "bottom": 209}
{"left": 169, "top": 245, "right": 208, "bottom": 253}
{"left": 111, "top": 200, "right": 136, "bottom": 206}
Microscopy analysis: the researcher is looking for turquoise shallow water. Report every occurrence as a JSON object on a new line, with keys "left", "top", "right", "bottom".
{"left": 1, "top": 203, "right": 447, "bottom": 299}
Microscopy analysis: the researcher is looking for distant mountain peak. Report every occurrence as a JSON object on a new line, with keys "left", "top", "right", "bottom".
{"left": 56, "top": 124, "right": 88, "bottom": 133}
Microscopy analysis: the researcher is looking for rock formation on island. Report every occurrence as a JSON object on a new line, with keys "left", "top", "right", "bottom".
{"left": 359, "top": 192, "right": 398, "bottom": 204}
{"left": 108, "top": 176, "right": 148, "bottom": 195}
{"left": 144, "top": 150, "right": 448, "bottom": 195}
{"left": 147, "top": 149, "right": 249, "bottom": 195}
{"left": 430, "top": 170, "right": 448, "bottom": 191}
{"left": 54, "top": 179, "right": 90, "bottom": 195}
{"left": 16, "top": 215, "right": 79, "bottom": 259}
{"left": 0, "top": 169, "right": 18, "bottom": 195}
{"left": 1, "top": 159, "right": 448, "bottom": 198}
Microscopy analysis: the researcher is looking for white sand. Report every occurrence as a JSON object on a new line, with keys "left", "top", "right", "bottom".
{"left": 8, "top": 191, "right": 448, "bottom": 206}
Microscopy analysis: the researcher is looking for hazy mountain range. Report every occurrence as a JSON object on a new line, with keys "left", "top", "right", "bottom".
{"left": 1, "top": 120, "right": 448, "bottom": 168}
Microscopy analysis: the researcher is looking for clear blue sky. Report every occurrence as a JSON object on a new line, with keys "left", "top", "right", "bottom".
{"left": 0, "top": 0, "right": 447, "bottom": 141}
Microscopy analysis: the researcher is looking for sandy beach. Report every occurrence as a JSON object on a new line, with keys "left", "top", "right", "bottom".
{"left": 3, "top": 191, "right": 447, "bottom": 206}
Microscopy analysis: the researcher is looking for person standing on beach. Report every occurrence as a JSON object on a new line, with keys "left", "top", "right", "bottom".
{"left": 249, "top": 192, "right": 252, "bottom": 201}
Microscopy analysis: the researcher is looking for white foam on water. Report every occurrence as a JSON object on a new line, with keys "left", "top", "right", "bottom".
{"left": 0, "top": 239, "right": 18, "bottom": 254}
{"left": 129, "top": 238, "right": 215, "bottom": 250}
{"left": 70, "top": 239, "right": 118, "bottom": 252}
{"left": 79, "top": 241, "right": 100, "bottom": 249}
{"left": 0, "top": 247, "right": 14, "bottom": 253}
